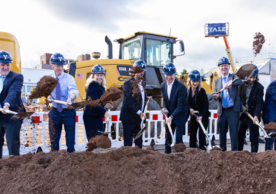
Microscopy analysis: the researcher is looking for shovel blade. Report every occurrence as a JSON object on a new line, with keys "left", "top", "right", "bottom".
{"left": 236, "top": 63, "right": 255, "bottom": 79}
{"left": 11, "top": 112, "right": 34, "bottom": 120}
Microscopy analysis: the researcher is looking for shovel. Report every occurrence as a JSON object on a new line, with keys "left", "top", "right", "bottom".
{"left": 161, "top": 112, "right": 176, "bottom": 147}
{"left": 51, "top": 100, "right": 82, "bottom": 110}
{"left": 193, "top": 112, "right": 213, "bottom": 151}
{"left": 244, "top": 110, "right": 270, "bottom": 138}
{"left": 105, "top": 109, "right": 111, "bottom": 132}
{"left": 215, "top": 63, "right": 255, "bottom": 93}
{"left": 0, "top": 108, "right": 34, "bottom": 120}
{"left": 134, "top": 99, "right": 150, "bottom": 140}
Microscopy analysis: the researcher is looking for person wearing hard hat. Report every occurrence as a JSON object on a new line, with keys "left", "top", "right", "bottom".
{"left": 238, "top": 65, "right": 264, "bottom": 152}
{"left": 161, "top": 62, "right": 188, "bottom": 154}
{"left": 0, "top": 51, "right": 26, "bottom": 159}
{"left": 212, "top": 57, "right": 242, "bottom": 151}
{"left": 47, "top": 53, "right": 79, "bottom": 153}
{"left": 83, "top": 64, "right": 112, "bottom": 141}
{"left": 120, "top": 60, "right": 151, "bottom": 148}
{"left": 187, "top": 70, "right": 210, "bottom": 150}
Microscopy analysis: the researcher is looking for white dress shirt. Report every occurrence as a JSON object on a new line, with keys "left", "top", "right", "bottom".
{"left": 137, "top": 81, "right": 145, "bottom": 115}
{"left": 167, "top": 79, "right": 175, "bottom": 101}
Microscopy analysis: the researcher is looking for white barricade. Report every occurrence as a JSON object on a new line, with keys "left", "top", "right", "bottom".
{"left": 2, "top": 110, "right": 266, "bottom": 156}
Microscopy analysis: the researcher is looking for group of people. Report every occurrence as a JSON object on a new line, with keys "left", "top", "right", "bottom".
{"left": 1, "top": 49, "right": 276, "bottom": 158}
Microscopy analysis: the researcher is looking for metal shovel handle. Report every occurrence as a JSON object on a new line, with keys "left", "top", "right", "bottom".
{"left": 246, "top": 112, "right": 270, "bottom": 138}
{"left": 0, "top": 108, "right": 18, "bottom": 115}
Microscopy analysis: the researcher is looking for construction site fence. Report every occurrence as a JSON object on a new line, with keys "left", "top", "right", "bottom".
{"left": 2, "top": 110, "right": 266, "bottom": 156}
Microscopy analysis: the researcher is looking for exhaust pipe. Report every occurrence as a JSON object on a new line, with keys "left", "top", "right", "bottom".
{"left": 105, "top": 36, "right": 113, "bottom": 59}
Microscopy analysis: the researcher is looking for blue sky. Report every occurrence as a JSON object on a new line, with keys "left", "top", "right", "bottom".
{"left": 1, "top": 0, "right": 276, "bottom": 74}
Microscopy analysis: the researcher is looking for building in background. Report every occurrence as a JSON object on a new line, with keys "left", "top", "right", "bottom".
{"left": 78, "top": 54, "right": 91, "bottom": 62}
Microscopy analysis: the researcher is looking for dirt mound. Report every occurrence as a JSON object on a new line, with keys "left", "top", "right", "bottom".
{"left": 29, "top": 76, "right": 58, "bottom": 101}
{"left": 171, "top": 143, "right": 186, "bottom": 152}
{"left": 265, "top": 122, "right": 276, "bottom": 132}
{"left": 86, "top": 135, "right": 111, "bottom": 151}
{"left": 1, "top": 148, "right": 276, "bottom": 193}
{"left": 211, "top": 146, "right": 222, "bottom": 151}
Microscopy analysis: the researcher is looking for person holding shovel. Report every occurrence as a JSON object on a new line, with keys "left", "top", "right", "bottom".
{"left": 83, "top": 64, "right": 112, "bottom": 141}
{"left": 187, "top": 70, "right": 210, "bottom": 150}
{"left": 238, "top": 65, "right": 264, "bottom": 152}
{"left": 47, "top": 53, "right": 79, "bottom": 153}
{"left": 120, "top": 60, "right": 150, "bottom": 149}
{"left": 0, "top": 51, "right": 26, "bottom": 159}
{"left": 263, "top": 80, "right": 276, "bottom": 150}
{"left": 161, "top": 62, "right": 189, "bottom": 154}
{"left": 212, "top": 57, "right": 242, "bottom": 151}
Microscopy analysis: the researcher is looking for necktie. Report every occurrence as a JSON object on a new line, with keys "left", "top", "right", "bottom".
{"left": 56, "top": 77, "right": 63, "bottom": 112}
{"left": 222, "top": 77, "right": 228, "bottom": 108}
{"left": 0, "top": 76, "right": 3, "bottom": 94}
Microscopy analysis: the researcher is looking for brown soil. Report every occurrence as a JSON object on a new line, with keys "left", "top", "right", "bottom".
{"left": 253, "top": 32, "right": 266, "bottom": 57}
{"left": 11, "top": 112, "right": 34, "bottom": 120}
{"left": 264, "top": 122, "right": 276, "bottom": 132}
{"left": 86, "top": 135, "right": 111, "bottom": 151}
{"left": 88, "top": 87, "right": 122, "bottom": 107}
{"left": 129, "top": 66, "right": 144, "bottom": 74}
{"left": 211, "top": 146, "right": 222, "bottom": 151}
{"left": 171, "top": 143, "right": 186, "bottom": 152}
{"left": 29, "top": 76, "right": 58, "bottom": 101}
{"left": 2, "top": 147, "right": 276, "bottom": 193}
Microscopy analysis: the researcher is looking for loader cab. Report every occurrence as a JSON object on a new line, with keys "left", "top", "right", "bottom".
{"left": 116, "top": 31, "right": 185, "bottom": 67}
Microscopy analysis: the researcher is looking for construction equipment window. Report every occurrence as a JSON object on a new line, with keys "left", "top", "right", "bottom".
{"left": 122, "top": 37, "right": 141, "bottom": 60}
{"left": 146, "top": 39, "right": 171, "bottom": 66}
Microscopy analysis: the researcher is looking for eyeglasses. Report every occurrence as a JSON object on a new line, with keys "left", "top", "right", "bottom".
{"left": 219, "top": 65, "right": 229, "bottom": 68}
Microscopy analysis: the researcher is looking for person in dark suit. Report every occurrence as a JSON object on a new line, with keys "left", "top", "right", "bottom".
{"left": 83, "top": 64, "right": 112, "bottom": 141}
{"left": 238, "top": 65, "right": 264, "bottom": 152}
{"left": 187, "top": 70, "right": 210, "bottom": 150}
{"left": 161, "top": 62, "right": 188, "bottom": 154}
{"left": 120, "top": 60, "right": 151, "bottom": 148}
{"left": 0, "top": 51, "right": 26, "bottom": 159}
{"left": 212, "top": 57, "right": 242, "bottom": 151}
{"left": 263, "top": 80, "right": 276, "bottom": 150}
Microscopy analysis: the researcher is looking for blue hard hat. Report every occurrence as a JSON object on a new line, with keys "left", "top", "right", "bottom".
{"left": 251, "top": 65, "right": 258, "bottom": 77}
{"left": 163, "top": 62, "right": 176, "bottom": 75}
{"left": 189, "top": 70, "right": 201, "bottom": 81}
{"left": 50, "top": 53, "right": 66, "bottom": 65}
{"left": 133, "top": 59, "right": 146, "bottom": 71}
{"left": 92, "top": 64, "right": 105, "bottom": 74}
{"left": 0, "top": 51, "right": 12, "bottom": 64}
{"left": 218, "top": 57, "right": 230, "bottom": 66}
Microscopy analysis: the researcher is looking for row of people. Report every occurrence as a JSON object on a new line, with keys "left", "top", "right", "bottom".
{"left": 1, "top": 50, "right": 276, "bottom": 158}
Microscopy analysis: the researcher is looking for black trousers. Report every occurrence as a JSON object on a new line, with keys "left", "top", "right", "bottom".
{"left": 165, "top": 122, "right": 185, "bottom": 154}
{"left": 0, "top": 117, "right": 21, "bottom": 159}
{"left": 83, "top": 115, "right": 103, "bottom": 141}
{"left": 189, "top": 116, "right": 208, "bottom": 150}
{"left": 122, "top": 122, "right": 142, "bottom": 149}
{"left": 238, "top": 115, "right": 259, "bottom": 152}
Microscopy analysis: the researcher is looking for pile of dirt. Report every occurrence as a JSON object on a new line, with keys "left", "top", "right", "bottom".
{"left": 171, "top": 143, "right": 186, "bottom": 152}
{"left": 264, "top": 122, "right": 276, "bottom": 132}
{"left": 29, "top": 76, "right": 58, "bottom": 101}
{"left": 86, "top": 135, "right": 112, "bottom": 151}
{"left": 88, "top": 87, "right": 122, "bottom": 107}
{"left": 2, "top": 147, "right": 276, "bottom": 193}
{"left": 253, "top": 32, "right": 266, "bottom": 57}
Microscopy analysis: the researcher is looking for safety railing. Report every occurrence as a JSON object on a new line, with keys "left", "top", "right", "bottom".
{"left": 2, "top": 110, "right": 265, "bottom": 156}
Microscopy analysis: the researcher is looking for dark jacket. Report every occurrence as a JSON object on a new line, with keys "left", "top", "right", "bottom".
{"left": 214, "top": 73, "right": 243, "bottom": 116}
{"left": 187, "top": 87, "right": 210, "bottom": 118}
{"left": 0, "top": 71, "right": 26, "bottom": 123}
{"left": 263, "top": 80, "right": 276, "bottom": 122}
{"left": 161, "top": 79, "right": 188, "bottom": 125}
{"left": 83, "top": 81, "right": 106, "bottom": 118}
{"left": 120, "top": 78, "right": 147, "bottom": 124}
{"left": 239, "top": 81, "right": 264, "bottom": 119}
